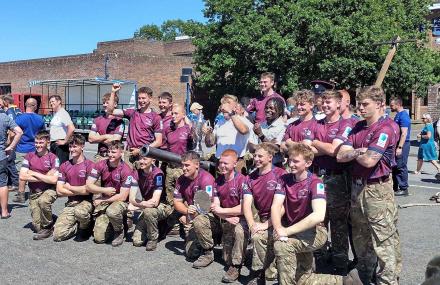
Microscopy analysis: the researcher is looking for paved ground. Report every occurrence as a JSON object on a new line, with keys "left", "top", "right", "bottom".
{"left": 1, "top": 136, "right": 439, "bottom": 285}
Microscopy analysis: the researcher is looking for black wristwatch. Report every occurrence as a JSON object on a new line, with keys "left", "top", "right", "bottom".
{"left": 397, "top": 146, "right": 403, "bottom": 149}
{"left": 228, "top": 111, "right": 236, "bottom": 117}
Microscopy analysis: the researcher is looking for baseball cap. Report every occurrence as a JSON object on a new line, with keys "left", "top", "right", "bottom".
{"left": 190, "top": 102, "right": 203, "bottom": 111}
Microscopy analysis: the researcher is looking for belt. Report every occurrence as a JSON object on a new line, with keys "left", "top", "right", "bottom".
{"left": 312, "top": 166, "right": 344, "bottom": 176}
{"left": 353, "top": 176, "right": 390, "bottom": 185}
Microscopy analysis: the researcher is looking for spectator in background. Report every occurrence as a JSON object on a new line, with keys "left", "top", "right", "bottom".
{"left": 390, "top": 97, "right": 411, "bottom": 196}
{"left": 0, "top": 110, "right": 23, "bottom": 218}
{"left": 48, "top": 95, "right": 75, "bottom": 164}
{"left": 187, "top": 102, "right": 204, "bottom": 124}
{"left": 285, "top": 96, "right": 298, "bottom": 125}
{"left": 415, "top": 114, "right": 440, "bottom": 176}
{"left": 13, "top": 98, "right": 45, "bottom": 203}
{"left": 246, "top": 72, "right": 285, "bottom": 124}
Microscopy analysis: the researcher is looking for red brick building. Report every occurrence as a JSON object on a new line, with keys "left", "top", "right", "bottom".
{"left": 0, "top": 38, "right": 195, "bottom": 107}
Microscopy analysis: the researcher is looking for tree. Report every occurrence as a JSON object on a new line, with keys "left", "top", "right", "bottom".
{"left": 190, "top": 0, "right": 439, "bottom": 101}
{"left": 134, "top": 20, "right": 198, "bottom": 41}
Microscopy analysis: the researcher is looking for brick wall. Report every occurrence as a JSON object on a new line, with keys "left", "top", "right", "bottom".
{"left": 428, "top": 84, "right": 440, "bottom": 121}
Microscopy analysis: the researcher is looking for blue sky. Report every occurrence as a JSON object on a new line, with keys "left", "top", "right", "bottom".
{"left": 0, "top": 0, "right": 206, "bottom": 62}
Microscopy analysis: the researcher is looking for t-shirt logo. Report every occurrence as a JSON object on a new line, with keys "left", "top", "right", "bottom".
{"left": 206, "top": 185, "right": 213, "bottom": 196}
{"left": 298, "top": 189, "right": 308, "bottom": 199}
{"left": 91, "top": 169, "right": 98, "bottom": 175}
{"left": 44, "top": 160, "right": 51, "bottom": 168}
{"left": 317, "top": 183, "right": 325, "bottom": 195}
{"left": 79, "top": 170, "right": 87, "bottom": 178}
{"left": 114, "top": 174, "right": 121, "bottom": 181}
{"left": 342, "top": 126, "right": 352, "bottom": 138}
{"left": 266, "top": 180, "right": 279, "bottom": 191}
{"left": 230, "top": 188, "right": 238, "bottom": 197}
{"left": 377, "top": 133, "right": 388, "bottom": 148}
{"left": 156, "top": 175, "right": 163, "bottom": 187}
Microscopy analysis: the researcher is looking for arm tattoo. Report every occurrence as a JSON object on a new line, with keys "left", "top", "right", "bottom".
{"left": 361, "top": 150, "right": 383, "bottom": 161}
{"left": 338, "top": 149, "right": 361, "bottom": 161}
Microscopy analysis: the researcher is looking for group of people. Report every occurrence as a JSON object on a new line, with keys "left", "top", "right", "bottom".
{"left": 0, "top": 72, "right": 407, "bottom": 285}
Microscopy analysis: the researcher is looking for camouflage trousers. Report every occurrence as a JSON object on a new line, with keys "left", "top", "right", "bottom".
{"left": 274, "top": 226, "right": 343, "bottom": 285}
{"left": 132, "top": 203, "right": 172, "bottom": 246}
{"left": 53, "top": 200, "right": 93, "bottom": 241}
{"left": 251, "top": 227, "right": 278, "bottom": 279}
{"left": 94, "top": 153, "right": 108, "bottom": 163}
{"left": 165, "top": 166, "right": 183, "bottom": 207}
{"left": 221, "top": 218, "right": 249, "bottom": 266}
{"left": 29, "top": 190, "right": 57, "bottom": 232}
{"left": 185, "top": 213, "right": 222, "bottom": 259}
{"left": 93, "top": 201, "right": 128, "bottom": 243}
{"left": 351, "top": 178, "right": 401, "bottom": 285}
{"left": 323, "top": 173, "right": 351, "bottom": 269}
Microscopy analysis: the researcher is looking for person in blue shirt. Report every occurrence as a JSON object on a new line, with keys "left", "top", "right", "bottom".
{"left": 12, "top": 98, "right": 45, "bottom": 203}
{"left": 390, "top": 97, "right": 411, "bottom": 196}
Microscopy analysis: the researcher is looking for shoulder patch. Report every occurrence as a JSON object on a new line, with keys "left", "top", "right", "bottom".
{"left": 205, "top": 185, "right": 213, "bottom": 196}
{"left": 316, "top": 183, "right": 325, "bottom": 195}
{"left": 156, "top": 175, "right": 163, "bottom": 186}
{"left": 376, "top": 133, "right": 389, "bottom": 148}
{"left": 342, "top": 126, "right": 352, "bottom": 138}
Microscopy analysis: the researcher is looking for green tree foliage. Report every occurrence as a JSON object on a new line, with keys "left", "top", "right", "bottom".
{"left": 134, "top": 20, "right": 199, "bottom": 41}
{"left": 190, "top": 0, "right": 439, "bottom": 100}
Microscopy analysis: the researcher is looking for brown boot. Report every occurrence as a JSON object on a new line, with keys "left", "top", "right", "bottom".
{"left": 33, "top": 227, "right": 54, "bottom": 240}
{"left": 343, "top": 269, "right": 363, "bottom": 285}
{"left": 111, "top": 231, "right": 124, "bottom": 247}
{"left": 145, "top": 239, "right": 158, "bottom": 251}
{"left": 192, "top": 249, "right": 214, "bottom": 269}
{"left": 222, "top": 265, "right": 241, "bottom": 283}
{"left": 13, "top": 192, "right": 25, "bottom": 203}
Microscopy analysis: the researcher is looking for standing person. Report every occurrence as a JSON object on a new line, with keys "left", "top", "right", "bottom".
{"left": 204, "top": 94, "right": 253, "bottom": 174}
{"left": 310, "top": 90, "right": 353, "bottom": 274}
{"left": 158, "top": 92, "right": 174, "bottom": 151}
{"left": 389, "top": 97, "right": 411, "bottom": 196}
{"left": 107, "top": 84, "right": 162, "bottom": 169}
{"left": 13, "top": 98, "right": 45, "bottom": 203}
{"left": 414, "top": 114, "right": 440, "bottom": 176}
{"left": 337, "top": 86, "right": 401, "bottom": 285}
{"left": 281, "top": 90, "right": 317, "bottom": 152}
{"left": 243, "top": 142, "right": 286, "bottom": 284}
{"left": 187, "top": 102, "right": 204, "bottom": 124}
{"left": 53, "top": 134, "right": 94, "bottom": 242}
{"left": 173, "top": 151, "right": 219, "bottom": 269}
{"left": 211, "top": 149, "right": 248, "bottom": 283}
{"left": 48, "top": 95, "right": 75, "bottom": 164}
{"left": 86, "top": 141, "right": 132, "bottom": 246}
{"left": 272, "top": 143, "right": 362, "bottom": 285}
{"left": 88, "top": 92, "right": 125, "bottom": 162}
{"left": 0, "top": 110, "right": 23, "bottom": 218}
{"left": 19, "top": 130, "right": 59, "bottom": 239}
{"left": 246, "top": 72, "right": 285, "bottom": 124}
{"left": 129, "top": 156, "right": 170, "bottom": 251}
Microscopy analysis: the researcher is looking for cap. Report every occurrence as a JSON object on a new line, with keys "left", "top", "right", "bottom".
{"left": 190, "top": 102, "right": 203, "bottom": 111}
{"left": 311, "top": 80, "right": 335, "bottom": 95}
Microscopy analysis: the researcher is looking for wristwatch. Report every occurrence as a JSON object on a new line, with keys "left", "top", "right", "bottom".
{"left": 397, "top": 146, "right": 403, "bottom": 149}
{"left": 228, "top": 111, "right": 236, "bottom": 117}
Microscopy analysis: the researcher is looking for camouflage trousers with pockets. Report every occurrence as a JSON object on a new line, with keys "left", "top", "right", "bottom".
{"left": 251, "top": 226, "right": 278, "bottom": 279}
{"left": 93, "top": 201, "right": 128, "bottom": 243}
{"left": 29, "top": 189, "right": 57, "bottom": 232}
{"left": 132, "top": 203, "right": 173, "bottom": 246}
{"left": 53, "top": 200, "right": 93, "bottom": 241}
{"left": 221, "top": 217, "right": 249, "bottom": 266}
{"left": 351, "top": 178, "right": 401, "bottom": 285}
{"left": 185, "top": 213, "right": 222, "bottom": 259}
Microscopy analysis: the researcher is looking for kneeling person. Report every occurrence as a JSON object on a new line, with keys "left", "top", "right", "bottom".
{"left": 86, "top": 141, "right": 132, "bottom": 247}
{"left": 19, "top": 130, "right": 59, "bottom": 240}
{"left": 173, "top": 151, "right": 220, "bottom": 269}
{"left": 53, "top": 134, "right": 94, "bottom": 242}
{"left": 130, "top": 156, "right": 171, "bottom": 251}
{"left": 211, "top": 149, "right": 248, "bottom": 283}
{"left": 271, "top": 143, "right": 361, "bottom": 285}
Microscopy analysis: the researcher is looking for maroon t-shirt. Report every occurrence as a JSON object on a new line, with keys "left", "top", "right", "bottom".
{"left": 213, "top": 172, "right": 247, "bottom": 209}
{"left": 313, "top": 118, "right": 353, "bottom": 171}
{"left": 131, "top": 166, "right": 164, "bottom": 201}
{"left": 58, "top": 159, "right": 94, "bottom": 202}
{"left": 283, "top": 118, "right": 317, "bottom": 142}
{"left": 246, "top": 92, "right": 285, "bottom": 124}
{"left": 160, "top": 113, "right": 173, "bottom": 150}
{"left": 89, "top": 160, "right": 133, "bottom": 197}
{"left": 165, "top": 124, "right": 193, "bottom": 155}
{"left": 123, "top": 109, "right": 162, "bottom": 148}
{"left": 277, "top": 172, "right": 326, "bottom": 226}
{"left": 384, "top": 116, "right": 400, "bottom": 168}
{"left": 91, "top": 115, "right": 125, "bottom": 154}
{"left": 22, "top": 152, "right": 59, "bottom": 193}
{"left": 344, "top": 118, "right": 397, "bottom": 179}
{"left": 174, "top": 169, "right": 215, "bottom": 205}
{"left": 243, "top": 167, "right": 286, "bottom": 220}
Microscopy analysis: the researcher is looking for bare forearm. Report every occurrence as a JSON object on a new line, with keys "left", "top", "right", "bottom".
{"left": 86, "top": 183, "right": 108, "bottom": 194}
{"left": 174, "top": 200, "right": 188, "bottom": 215}
{"left": 285, "top": 212, "right": 323, "bottom": 236}
{"left": 149, "top": 136, "right": 162, "bottom": 148}
{"left": 231, "top": 116, "right": 249, "bottom": 134}
{"left": 243, "top": 197, "right": 255, "bottom": 227}
{"left": 220, "top": 204, "right": 242, "bottom": 217}
{"left": 32, "top": 172, "right": 57, "bottom": 184}
{"left": 337, "top": 149, "right": 361, "bottom": 162}
{"left": 64, "top": 184, "right": 88, "bottom": 195}
{"left": 102, "top": 192, "right": 127, "bottom": 203}
{"left": 313, "top": 140, "right": 334, "bottom": 156}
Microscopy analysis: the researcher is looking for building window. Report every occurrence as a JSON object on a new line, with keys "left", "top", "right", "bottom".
{"left": 0, "top": 83, "right": 11, "bottom": 95}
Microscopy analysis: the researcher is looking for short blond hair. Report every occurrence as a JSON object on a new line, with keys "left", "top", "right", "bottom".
{"left": 294, "top": 90, "right": 315, "bottom": 105}
{"left": 356, "top": 86, "right": 385, "bottom": 103}
{"left": 220, "top": 94, "right": 238, "bottom": 105}
{"left": 254, "top": 142, "right": 279, "bottom": 156}
{"left": 322, "top": 90, "right": 342, "bottom": 101}
{"left": 288, "top": 143, "right": 314, "bottom": 162}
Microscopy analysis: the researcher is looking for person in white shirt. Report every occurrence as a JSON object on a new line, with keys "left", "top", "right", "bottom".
{"left": 48, "top": 95, "right": 75, "bottom": 164}
{"left": 203, "top": 94, "right": 253, "bottom": 174}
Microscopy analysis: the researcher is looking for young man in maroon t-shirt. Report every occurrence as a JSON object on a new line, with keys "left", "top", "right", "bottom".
{"left": 88, "top": 92, "right": 125, "bottom": 162}
{"left": 173, "top": 151, "right": 219, "bottom": 269}
{"left": 53, "top": 134, "right": 94, "bottom": 242}
{"left": 129, "top": 155, "right": 170, "bottom": 251}
{"left": 246, "top": 72, "right": 285, "bottom": 124}
{"left": 281, "top": 90, "right": 317, "bottom": 153}
{"left": 337, "top": 86, "right": 400, "bottom": 285}
{"left": 108, "top": 84, "right": 162, "bottom": 169}
{"left": 243, "top": 142, "right": 286, "bottom": 283}
{"left": 158, "top": 91, "right": 174, "bottom": 151}
{"left": 86, "top": 141, "right": 133, "bottom": 247}
{"left": 19, "top": 130, "right": 59, "bottom": 240}
{"left": 211, "top": 149, "right": 248, "bottom": 283}
{"left": 272, "top": 143, "right": 362, "bottom": 285}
